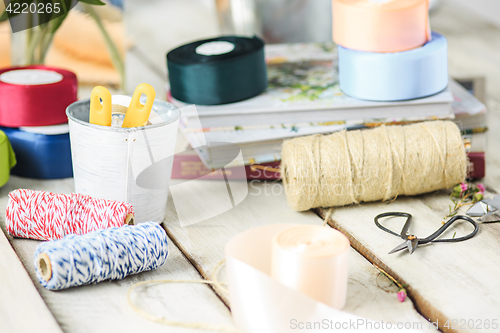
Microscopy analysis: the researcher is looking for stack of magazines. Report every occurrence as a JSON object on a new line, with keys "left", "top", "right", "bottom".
{"left": 168, "top": 43, "right": 487, "bottom": 180}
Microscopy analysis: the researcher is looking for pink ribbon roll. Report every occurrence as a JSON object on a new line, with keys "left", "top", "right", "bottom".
{"left": 271, "top": 225, "right": 350, "bottom": 309}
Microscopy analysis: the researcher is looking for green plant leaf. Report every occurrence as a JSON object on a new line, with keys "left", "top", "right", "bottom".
{"left": 1, "top": 0, "right": 23, "bottom": 21}
{"left": 37, "top": 2, "right": 53, "bottom": 28}
{"left": 51, "top": 0, "right": 74, "bottom": 29}
{"left": 81, "top": 3, "right": 124, "bottom": 88}
{"left": 78, "top": 0, "right": 106, "bottom": 5}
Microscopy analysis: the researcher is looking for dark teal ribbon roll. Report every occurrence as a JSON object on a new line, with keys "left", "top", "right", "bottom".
{"left": 0, "top": 127, "right": 72, "bottom": 179}
{"left": 167, "top": 36, "right": 268, "bottom": 105}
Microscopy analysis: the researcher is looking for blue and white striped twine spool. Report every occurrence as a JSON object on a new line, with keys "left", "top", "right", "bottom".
{"left": 34, "top": 222, "right": 169, "bottom": 291}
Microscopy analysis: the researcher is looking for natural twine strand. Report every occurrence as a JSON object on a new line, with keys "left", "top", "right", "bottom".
{"left": 127, "top": 259, "right": 241, "bottom": 333}
{"left": 281, "top": 121, "right": 467, "bottom": 211}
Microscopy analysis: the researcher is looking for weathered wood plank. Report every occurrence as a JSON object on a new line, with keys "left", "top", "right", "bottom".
{"left": 164, "top": 180, "right": 436, "bottom": 330}
{"left": 0, "top": 178, "right": 236, "bottom": 333}
{"left": 0, "top": 225, "right": 63, "bottom": 333}
{"left": 318, "top": 192, "right": 500, "bottom": 333}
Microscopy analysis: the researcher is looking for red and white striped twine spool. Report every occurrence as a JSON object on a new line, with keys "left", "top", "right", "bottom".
{"left": 6, "top": 189, "right": 135, "bottom": 241}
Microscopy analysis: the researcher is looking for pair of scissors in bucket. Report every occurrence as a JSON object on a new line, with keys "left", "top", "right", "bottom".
{"left": 374, "top": 212, "right": 479, "bottom": 254}
{"left": 89, "top": 83, "right": 155, "bottom": 128}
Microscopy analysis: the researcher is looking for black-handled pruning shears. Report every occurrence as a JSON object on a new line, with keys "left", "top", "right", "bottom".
{"left": 374, "top": 212, "right": 479, "bottom": 254}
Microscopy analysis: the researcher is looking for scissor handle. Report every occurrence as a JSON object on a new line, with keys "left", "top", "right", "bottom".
{"left": 419, "top": 215, "right": 479, "bottom": 244}
{"left": 122, "top": 83, "right": 156, "bottom": 128}
{"left": 374, "top": 212, "right": 412, "bottom": 238}
{"left": 89, "top": 86, "right": 112, "bottom": 126}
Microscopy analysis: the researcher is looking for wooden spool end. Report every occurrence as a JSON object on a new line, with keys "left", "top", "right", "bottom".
{"left": 125, "top": 214, "right": 135, "bottom": 225}
{"left": 36, "top": 253, "right": 52, "bottom": 282}
{"left": 112, "top": 104, "right": 152, "bottom": 126}
{"left": 112, "top": 104, "right": 128, "bottom": 115}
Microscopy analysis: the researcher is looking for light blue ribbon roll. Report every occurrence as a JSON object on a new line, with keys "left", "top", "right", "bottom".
{"left": 338, "top": 32, "right": 448, "bottom": 101}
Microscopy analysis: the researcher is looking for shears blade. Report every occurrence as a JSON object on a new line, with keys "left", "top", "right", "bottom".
{"left": 408, "top": 238, "right": 419, "bottom": 254}
{"left": 478, "top": 210, "right": 500, "bottom": 223}
{"left": 467, "top": 201, "right": 493, "bottom": 217}
{"left": 388, "top": 238, "right": 419, "bottom": 254}
{"left": 484, "top": 195, "right": 500, "bottom": 211}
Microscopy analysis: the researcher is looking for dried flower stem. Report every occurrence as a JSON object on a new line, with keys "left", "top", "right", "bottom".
{"left": 373, "top": 264, "right": 405, "bottom": 291}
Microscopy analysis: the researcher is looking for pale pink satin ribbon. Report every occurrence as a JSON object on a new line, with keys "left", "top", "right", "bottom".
{"left": 225, "top": 224, "right": 425, "bottom": 333}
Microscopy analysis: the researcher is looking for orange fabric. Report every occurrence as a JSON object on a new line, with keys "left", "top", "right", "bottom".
{"left": 0, "top": 23, "right": 11, "bottom": 68}
{"left": 48, "top": 11, "right": 124, "bottom": 68}
{"left": 332, "top": 0, "right": 431, "bottom": 53}
{"left": 46, "top": 10, "right": 124, "bottom": 85}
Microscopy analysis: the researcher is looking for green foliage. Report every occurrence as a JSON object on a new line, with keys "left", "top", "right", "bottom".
{"left": 445, "top": 182, "right": 486, "bottom": 221}
{"left": 78, "top": 0, "right": 105, "bottom": 5}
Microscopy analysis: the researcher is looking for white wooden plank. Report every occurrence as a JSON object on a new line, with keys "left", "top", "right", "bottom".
{"left": 0, "top": 177, "right": 236, "bottom": 333}
{"left": 0, "top": 227, "right": 63, "bottom": 333}
{"left": 164, "top": 180, "right": 435, "bottom": 330}
{"left": 318, "top": 192, "right": 500, "bottom": 333}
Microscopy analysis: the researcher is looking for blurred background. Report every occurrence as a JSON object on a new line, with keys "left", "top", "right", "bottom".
{"left": 0, "top": 0, "right": 499, "bottom": 98}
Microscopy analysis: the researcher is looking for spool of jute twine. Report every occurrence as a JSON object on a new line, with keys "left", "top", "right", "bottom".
{"left": 281, "top": 121, "right": 467, "bottom": 211}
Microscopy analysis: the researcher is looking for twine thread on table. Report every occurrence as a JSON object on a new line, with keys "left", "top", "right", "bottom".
{"left": 127, "top": 259, "right": 241, "bottom": 333}
{"left": 34, "top": 222, "right": 168, "bottom": 290}
{"left": 6, "top": 189, "right": 134, "bottom": 240}
{"left": 281, "top": 121, "right": 467, "bottom": 211}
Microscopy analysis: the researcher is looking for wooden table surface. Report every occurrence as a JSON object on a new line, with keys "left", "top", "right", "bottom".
{"left": 2, "top": 1, "right": 500, "bottom": 332}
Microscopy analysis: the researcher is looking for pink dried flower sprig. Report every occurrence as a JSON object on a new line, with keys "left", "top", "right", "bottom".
{"left": 397, "top": 289, "right": 407, "bottom": 303}
{"left": 452, "top": 182, "right": 484, "bottom": 200}
{"left": 448, "top": 182, "right": 486, "bottom": 220}
{"left": 375, "top": 265, "right": 408, "bottom": 303}
{"left": 475, "top": 183, "right": 485, "bottom": 201}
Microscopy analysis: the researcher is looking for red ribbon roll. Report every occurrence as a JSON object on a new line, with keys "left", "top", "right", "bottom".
{"left": 0, "top": 66, "right": 77, "bottom": 127}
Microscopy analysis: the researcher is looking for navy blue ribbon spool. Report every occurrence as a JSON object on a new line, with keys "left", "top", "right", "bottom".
{"left": 0, "top": 127, "right": 73, "bottom": 179}
{"left": 167, "top": 36, "right": 268, "bottom": 105}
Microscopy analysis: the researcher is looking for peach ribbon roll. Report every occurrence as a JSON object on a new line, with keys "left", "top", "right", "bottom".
{"left": 333, "top": 0, "right": 431, "bottom": 53}
{"left": 271, "top": 225, "right": 350, "bottom": 309}
{"left": 227, "top": 225, "right": 398, "bottom": 333}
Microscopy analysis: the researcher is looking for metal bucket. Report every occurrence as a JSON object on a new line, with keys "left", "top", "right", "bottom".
{"left": 66, "top": 98, "right": 180, "bottom": 223}
{"left": 216, "top": 0, "right": 332, "bottom": 43}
